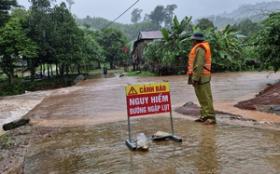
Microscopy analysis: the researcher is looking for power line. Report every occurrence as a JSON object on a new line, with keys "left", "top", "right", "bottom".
{"left": 102, "top": 0, "right": 140, "bottom": 29}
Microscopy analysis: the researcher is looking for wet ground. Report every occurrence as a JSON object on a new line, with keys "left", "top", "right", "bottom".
{"left": 0, "top": 91, "right": 50, "bottom": 136}
{"left": 235, "top": 81, "right": 280, "bottom": 114}
{"left": 27, "top": 72, "right": 280, "bottom": 127}
{"left": 2, "top": 71, "right": 280, "bottom": 173}
{"left": 24, "top": 118, "right": 280, "bottom": 174}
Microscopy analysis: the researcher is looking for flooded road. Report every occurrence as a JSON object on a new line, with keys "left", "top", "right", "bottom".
{"left": 27, "top": 72, "right": 280, "bottom": 127}
{"left": 23, "top": 72, "right": 280, "bottom": 173}
{"left": 25, "top": 118, "right": 280, "bottom": 174}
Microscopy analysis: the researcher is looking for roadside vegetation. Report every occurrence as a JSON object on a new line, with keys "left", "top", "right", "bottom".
{"left": 143, "top": 13, "right": 280, "bottom": 75}
{"left": 0, "top": 0, "right": 128, "bottom": 96}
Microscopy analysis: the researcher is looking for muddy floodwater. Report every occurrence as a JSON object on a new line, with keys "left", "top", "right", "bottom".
{"left": 24, "top": 118, "right": 280, "bottom": 174}
{"left": 21, "top": 72, "right": 280, "bottom": 173}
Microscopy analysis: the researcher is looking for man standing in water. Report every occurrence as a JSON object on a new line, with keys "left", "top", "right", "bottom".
{"left": 187, "top": 32, "right": 216, "bottom": 125}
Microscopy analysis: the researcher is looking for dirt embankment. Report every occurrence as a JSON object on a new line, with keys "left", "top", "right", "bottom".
{"left": 235, "top": 81, "right": 280, "bottom": 115}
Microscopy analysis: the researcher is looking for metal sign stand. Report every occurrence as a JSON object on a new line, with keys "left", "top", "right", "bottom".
{"left": 125, "top": 82, "right": 182, "bottom": 151}
{"left": 126, "top": 107, "right": 182, "bottom": 151}
{"left": 151, "top": 109, "right": 182, "bottom": 142}
{"left": 126, "top": 116, "right": 137, "bottom": 150}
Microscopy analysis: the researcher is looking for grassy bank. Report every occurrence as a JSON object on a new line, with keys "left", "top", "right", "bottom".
{"left": 0, "top": 76, "right": 77, "bottom": 96}
{"left": 0, "top": 68, "right": 158, "bottom": 97}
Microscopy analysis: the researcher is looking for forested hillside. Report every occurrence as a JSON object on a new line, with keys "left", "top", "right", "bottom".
{"left": 207, "top": 1, "right": 280, "bottom": 28}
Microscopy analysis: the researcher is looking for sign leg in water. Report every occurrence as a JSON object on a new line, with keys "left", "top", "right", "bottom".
{"left": 125, "top": 82, "right": 182, "bottom": 150}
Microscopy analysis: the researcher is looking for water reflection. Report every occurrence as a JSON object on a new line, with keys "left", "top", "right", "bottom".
{"left": 195, "top": 126, "right": 219, "bottom": 174}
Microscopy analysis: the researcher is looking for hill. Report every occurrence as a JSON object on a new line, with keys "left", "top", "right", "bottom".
{"left": 208, "top": 1, "right": 280, "bottom": 28}
{"left": 77, "top": 16, "right": 159, "bottom": 41}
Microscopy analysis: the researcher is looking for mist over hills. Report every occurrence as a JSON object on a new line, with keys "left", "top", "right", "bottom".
{"left": 207, "top": 1, "right": 280, "bottom": 28}
{"left": 78, "top": 1, "right": 280, "bottom": 40}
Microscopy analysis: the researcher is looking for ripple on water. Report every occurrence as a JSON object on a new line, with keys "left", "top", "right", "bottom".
{"left": 24, "top": 118, "right": 280, "bottom": 174}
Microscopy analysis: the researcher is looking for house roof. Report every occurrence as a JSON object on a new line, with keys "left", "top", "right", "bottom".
{"left": 137, "top": 31, "right": 163, "bottom": 40}
{"left": 131, "top": 31, "right": 163, "bottom": 54}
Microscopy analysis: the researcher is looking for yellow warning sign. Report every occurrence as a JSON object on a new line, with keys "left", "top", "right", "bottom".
{"left": 128, "top": 87, "right": 138, "bottom": 95}
{"left": 125, "top": 82, "right": 170, "bottom": 96}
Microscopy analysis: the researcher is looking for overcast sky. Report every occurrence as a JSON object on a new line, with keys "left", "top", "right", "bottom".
{"left": 17, "top": 0, "right": 278, "bottom": 23}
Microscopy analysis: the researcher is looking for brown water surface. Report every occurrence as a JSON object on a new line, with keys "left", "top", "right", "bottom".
{"left": 24, "top": 118, "right": 280, "bottom": 174}
{"left": 27, "top": 72, "right": 280, "bottom": 126}
{"left": 23, "top": 72, "right": 280, "bottom": 174}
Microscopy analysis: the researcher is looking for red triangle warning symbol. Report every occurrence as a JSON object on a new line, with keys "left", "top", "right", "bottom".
{"left": 128, "top": 87, "right": 138, "bottom": 95}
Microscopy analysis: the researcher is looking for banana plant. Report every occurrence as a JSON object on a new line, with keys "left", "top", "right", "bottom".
{"left": 144, "top": 16, "right": 193, "bottom": 75}
{"left": 206, "top": 25, "right": 243, "bottom": 71}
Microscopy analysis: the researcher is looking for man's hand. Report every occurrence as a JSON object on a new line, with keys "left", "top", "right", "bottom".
{"left": 192, "top": 80, "right": 199, "bottom": 86}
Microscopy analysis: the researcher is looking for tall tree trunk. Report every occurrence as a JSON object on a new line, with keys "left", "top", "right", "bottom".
{"left": 8, "top": 63, "right": 14, "bottom": 85}
{"left": 43, "top": 64, "right": 46, "bottom": 77}
{"left": 77, "top": 64, "right": 81, "bottom": 75}
{"left": 30, "top": 67, "right": 35, "bottom": 82}
{"left": 56, "top": 62, "right": 59, "bottom": 77}
{"left": 60, "top": 64, "right": 65, "bottom": 77}
{"left": 66, "top": 65, "right": 69, "bottom": 76}
{"left": 47, "top": 64, "right": 50, "bottom": 78}
{"left": 51, "top": 64, "right": 54, "bottom": 77}
{"left": 97, "top": 61, "right": 101, "bottom": 69}
{"left": 40, "top": 64, "right": 43, "bottom": 78}
{"left": 110, "top": 61, "right": 114, "bottom": 70}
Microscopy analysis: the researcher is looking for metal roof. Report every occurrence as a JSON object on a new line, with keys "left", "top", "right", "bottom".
{"left": 137, "top": 31, "right": 163, "bottom": 40}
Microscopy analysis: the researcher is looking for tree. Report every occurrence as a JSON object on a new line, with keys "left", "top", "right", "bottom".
{"left": 254, "top": 12, "right": 280, "bottom": 71}
{"left": 27, "top": 0, "right": 54, "bottom": 79}
{"left": 206, "top": 25, "right": 243, "bottom": 71}
{"left": 144, "top": 4, "right": 178, "bottom": 29}
{"left": 164, "top": 4, "right": 177, "bottom": 28}
{"left": 131, "top": 8, "right": 142, "bottom": 24}
{"left": 0, "top": 0, "right": 17, "bottom": 26}
{"left": 82, "top": 29, "right": 105, "bottom": 69}
{"left": 233, "top": 18, "right": 260, "bottom": 37}
{"left": 148, "top": 5, "right": 165, "bottom": 27}
{"left": 66, "top": 0, "right": 74, "bottom": 11}
{"left": 196, "top": 18, "right": 215, "bottom": 30}
{"left": 97, "top": 28, "right": 128, "bottom": 69}
{"left": 0, "top": 9, "right": 38, "bottom": 84}
{"left": 50, "top": 2, "right": 84, "bottom": 76}
{"left": 77, "top": 16, "right": 159, "bottom": 41}
{"left": 144, "top": 16, "right": 193, "bottom": 75}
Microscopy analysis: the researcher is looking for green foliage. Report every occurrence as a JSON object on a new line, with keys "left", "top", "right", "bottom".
{"left": 196, "top": 18, "right": 215, "bottom": 30}
{"left": 131, "top": 8, "right": 142, "bottom": 24}
{"left": 78, "top": 16, "right": 159, "bottom": 41}
{"left": 0, "top": 9, "right": 38, "bottom": 84}
{"left": 82, "top": 29, "right": 105, "bottom": 66}
{"left": 208, "top": 1, "right": 280, "bottom": 29}
{"left": 145, "top": 4, "right": 178, "bottom": 28}
{"left": 78, "top": 4, "right": 177, "bottom": 41}
{"left": 233, "top": 19, "right": 261, "bottom": 37}
{"left": 0, "top": 0, "right": 113, "bottom": 95}
{"left": 206, "top": 25, "right": 244, "bottom": 71}
{"left": 0, "top": 0, "right": 17, "bottom": 26}
{"left": 164, "top": 4, "right": 178, "bottom": 28}
{"left": 253, "top": 12, "right": 280, "bottom": 71}
{"left": 147, "top": 5, "right": 165, "bottom": 27}
{"left": 144, "top": 17, "right": 247, "bottom": 74}
{"left": 27, "top": 0, "right": 54, "bottom": 78}
{"left": 144, "top": 16, "right": 193, "bottom": 75}
{"left": 50, "top": 2, "right": 84, "bottom": 75}
{"left": 96, "top": 28, "right": 128, "bottom": 69}
{"left": 0, "top": 76, "right": 77, "bottom": 96}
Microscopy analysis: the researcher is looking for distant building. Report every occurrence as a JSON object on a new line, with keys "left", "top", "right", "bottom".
{"left": 131, "top": 31, "right": 163, "bottom": 71}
